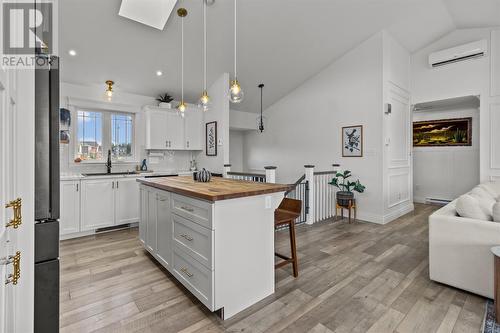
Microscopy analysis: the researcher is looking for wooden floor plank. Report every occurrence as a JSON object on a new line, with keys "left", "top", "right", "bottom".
{"left": 59, "top": 203, "right": 486, "bottom": 333}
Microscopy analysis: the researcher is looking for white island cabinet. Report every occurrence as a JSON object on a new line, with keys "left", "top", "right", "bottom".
{"left": 138, "top": 176, "right": 290, "bottom": 319}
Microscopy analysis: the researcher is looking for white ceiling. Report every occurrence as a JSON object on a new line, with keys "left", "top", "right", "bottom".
{"left": 59, "top": 0, "right": 500, "bottom": 113}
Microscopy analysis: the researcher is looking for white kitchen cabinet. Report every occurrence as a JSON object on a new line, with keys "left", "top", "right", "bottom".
{"left": 146, "top": 110, "right": 169, "bottom": 150}
{"left": 146, "top": 190, "right": 157, "bottom": 254}
{"left": 115, "top": 177, "right": 140, "bottom": 225}
{"left": 60, "top": 180, "right": 80, "bottom": 235}
{"left": 184, "top": 110, "right": 203, "bottom": 150}
{"left": 81, "top": 179, "right": 115, "bottom": 231}
{"left": 139, "top": 186, "right": 147, "bottom": 245}
{"left": 156, "top": 192, "right": 172, "bottom": 268}
{"left": 165, "top": 111, "right": 185, "bottom": 150}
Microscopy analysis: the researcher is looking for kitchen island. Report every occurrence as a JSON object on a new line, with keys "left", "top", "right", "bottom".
{"left": 137, "top": 176, "right": 292, "bottom": 319}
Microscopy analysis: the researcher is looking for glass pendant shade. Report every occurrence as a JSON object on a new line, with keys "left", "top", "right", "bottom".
{"left": 229, "top": 79, "right": 244, "bottom": 103}
{"left": 177, "top": 101, "right": 187, "bottom": 114}
{"left": 198, "top": 91, "right": 211, "bottom": 111}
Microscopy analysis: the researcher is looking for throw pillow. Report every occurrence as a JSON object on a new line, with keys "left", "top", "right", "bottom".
{"left": 493, "top": 202, "right": 500, "bottom": 223}
{"left": 478, "top": 183, "right": 500, "bottom": 200}
{"left": 456, "top": 194, "right": 493, "bottom": 221}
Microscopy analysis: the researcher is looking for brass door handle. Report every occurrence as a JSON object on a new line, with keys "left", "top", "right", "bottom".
{"left": 5, "top": 251, "right": 21, "bottom": 285}
{"left": 5, "top": 198, "right": 22, "bottom": 229}
{"left": 180, "top": 267, "right": 193, "bottom": 277}
{"left": 180, "top": 206, "right": 194, "bottom": 212}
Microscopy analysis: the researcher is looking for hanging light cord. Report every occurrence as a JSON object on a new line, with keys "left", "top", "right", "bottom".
{"left": 181, "top": 14, "right": 184, "bottom": 102}
{"left": 234, "top": 0, "right": 237, "bottom": 79}
{"left": 260, "top": 86, "right": 263, "bottom": 118}
{"left": 203, "top": 0, "right": 207, "bottom": 91}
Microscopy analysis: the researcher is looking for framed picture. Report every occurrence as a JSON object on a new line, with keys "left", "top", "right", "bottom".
{"left": 413, "top": 117, "right": 472, "bottom": 147}
{"left": 206, "top": 121, "right": 217, "bottom": 156}
{"left": 342, "top": 125, "right": 363, "bottom": 157}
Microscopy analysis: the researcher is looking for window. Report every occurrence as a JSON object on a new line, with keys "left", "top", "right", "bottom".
{"left": 111, "top": 114, "right": 133, "bottom": 160}
{"left": 77, "top": 111, "right": 103, "bottom": 160}
{"left": 75, "top": 109, "right": 135, "bottom": 162}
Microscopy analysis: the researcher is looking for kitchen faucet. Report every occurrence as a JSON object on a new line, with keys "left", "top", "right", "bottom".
{"left": 106, "top": 149, "right": 112, "bottom": 174}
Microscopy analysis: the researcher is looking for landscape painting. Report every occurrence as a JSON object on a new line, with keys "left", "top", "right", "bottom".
{"left": 413, "top": 117, "right": 472, "bottom": 147}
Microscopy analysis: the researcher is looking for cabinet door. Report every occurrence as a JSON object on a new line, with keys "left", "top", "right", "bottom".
{"left": 115, "top": 178, "right": 140, "bottom": 225}
{"left": 139, "top": 186, "right": 147, "bottom": 245}
{"left": 166, "top": 112, "right": 185, "bottom": 150}
{"left": 147, "top": 110, "right": 168, "bottom": 149}
{"left": 156, "top": 192, "right": 172, "bottom": 269}
{"left": 81, "top": 179, "right": 115, "bottom": 231}
{"left": 184, "top": 111, "right": 203, "bottom": 150}
{"left": 146, "top": 190, "right": 157, "bottom": 253}
{"left": 60, "top": 180, "right": 80, "bottom": 235}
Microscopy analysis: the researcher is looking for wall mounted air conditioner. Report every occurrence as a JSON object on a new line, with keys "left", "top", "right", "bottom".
{"left": 428, "top": 40, "right": 487, "bottom": 68}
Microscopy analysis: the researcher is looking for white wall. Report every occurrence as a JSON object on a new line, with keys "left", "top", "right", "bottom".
{"left": 413, "top": 107, "right": 480, "bottom": 202}
{"left": 411, "top": 28, "right": 500, "bottom": 183}
{"left": 59, "top": 82, "right": 193, "bottom": 174}
{"left": 229, "top": 130, "right": 245, "bottom": 172}
{"left": 196, "top": 73, "right": 230, "bottom": 173}
{"left": 230, "top": 110, "right": 257, "bottom": 131}
{"left": 244, "top": 32, "right": 385, "bottom": 222}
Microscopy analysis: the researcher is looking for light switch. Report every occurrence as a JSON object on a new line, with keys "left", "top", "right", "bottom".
{"left": 218, "top": 138, "right": 223, "bottom": 146}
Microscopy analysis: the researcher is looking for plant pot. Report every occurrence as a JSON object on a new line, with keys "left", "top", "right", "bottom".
{"left": 336, "top": 191, "right": 354, "bottom": 207}
{"left": 159, "top": 102, "right": 172, "bottom": 109}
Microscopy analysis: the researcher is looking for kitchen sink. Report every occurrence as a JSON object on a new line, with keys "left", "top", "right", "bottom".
{"left": 82, "top": 171, "right": 140, "bottom": 177}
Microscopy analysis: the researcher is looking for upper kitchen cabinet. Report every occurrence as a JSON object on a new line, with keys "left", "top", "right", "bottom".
{"left": 184, "top": 110, "right": 203, "bottom": 150}
{"left": 144, "top": 106, "right": 203, "bottom": 151}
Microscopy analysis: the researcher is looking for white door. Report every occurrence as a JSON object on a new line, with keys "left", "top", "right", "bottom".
{"left": 115, "top": 178, "right": 140, "bottom": 225}
{"left": 0, "top": 68, "right": 35, "bottom": 331}
{"left": 184, "top": 110, "right": 203, "bottom": 150}
{"left": 156, "top": 192, "right": 171, "bottom": 268}
{"left": 146, "top": 110, "right": 168, "bottom": 149}
{"left": 81, "top": 179, "right": 115, "bottom": 231}
{"left": 60, "top": 180, "right": 80, "bottom": 235}
{"left": 166, "top": 112, "right": 185, "bottom": 150}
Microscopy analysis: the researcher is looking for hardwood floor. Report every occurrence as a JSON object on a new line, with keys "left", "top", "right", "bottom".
{"left": 60, "top": 204, "right": 487, "bottom": 332}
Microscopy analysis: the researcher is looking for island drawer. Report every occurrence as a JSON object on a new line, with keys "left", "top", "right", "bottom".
{"left": 172, "top": 248, "right": 214, "bottom": 310}
{"left": 171, "top": 194, "right": 212, "bottom": 229}
{"left": 173, "top": 214, "right": 213, "bottom": 269}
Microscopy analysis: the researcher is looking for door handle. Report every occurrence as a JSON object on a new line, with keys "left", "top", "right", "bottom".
{"left": 112, "top": 181, "right": 114, "bottom": 189}
{"left": 76, "top": 183, "right": 79, "bottom": 192}
{"left": 116, "top": 181, "right": 119, "bottom": 189}
{"left": 5, "top": 251, "right": 21, "bottom": 285}
{"left": 5, "top": 198, "right": 22, "bottom": 229}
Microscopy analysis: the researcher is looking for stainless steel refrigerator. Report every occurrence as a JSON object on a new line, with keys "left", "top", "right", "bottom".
{"left": 34, "top": 54, "right": 60, "bottom": 333}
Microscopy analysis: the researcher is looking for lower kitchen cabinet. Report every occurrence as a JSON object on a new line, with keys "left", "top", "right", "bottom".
{"left": 156, "top": 192, "right": 172, "bottom": 268}
{"left": 146, "top": 190, "right": 157, "bottom": 254}
{"left": 81, "top": 179, "right": 115, "bottom": 231}
{"left": 115, "top": 178, "right": 140, "bottom": 225}
{"left": 60, "top": 180, "right": 80, "bottom": 235}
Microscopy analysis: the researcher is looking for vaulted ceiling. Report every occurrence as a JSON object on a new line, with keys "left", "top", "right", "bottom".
{"left": 59, "top": 0, "right": 500, "bottom": 113}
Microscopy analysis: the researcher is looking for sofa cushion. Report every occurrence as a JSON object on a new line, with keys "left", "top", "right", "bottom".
{"left": 478, "top": 183, "right": 500, "bottom": 200}
{"left": 456, "top": 194, "right": 493, "bottom": 221}
{"left": 494, "top": 202, "right": 500, "bottom": 222}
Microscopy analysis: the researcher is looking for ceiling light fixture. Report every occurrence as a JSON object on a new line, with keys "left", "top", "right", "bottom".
{"left": 257, "top": 83, "right": 265, "bottom": 133}
{"left": 105, "top": 80, "right": 114, "bottom": 100}
{"left": 198, "top": 0, "right": 211, "bottom": 111}
{"left": 177, "top": 8, "right": 187, "bottom": 116}
{"left": 228, "top": 0, "right": 244, "bottom": 103}
{"left": 156, "top": 70, "right": 163, "bottom": 76}
{"left": 68, "top": 49, "right": 77, "bottom": 56}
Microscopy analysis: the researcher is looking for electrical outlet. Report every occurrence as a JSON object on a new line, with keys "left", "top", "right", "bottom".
{"left": 218, "top": 138, "right": 223, "bottom": 146}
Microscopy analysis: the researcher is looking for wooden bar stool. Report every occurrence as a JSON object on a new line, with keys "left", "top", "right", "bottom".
{"left": 274, "top": 198, "right": 301, "bottom": 277}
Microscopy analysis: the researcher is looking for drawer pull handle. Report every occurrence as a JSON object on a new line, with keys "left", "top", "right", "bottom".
{"left": 180, "top": 267, "right": 193, "bottom": 277}
{"left": 180, "top": 234, "right": 193, "bottom": 241}
{"left": 180, "top": 206, "right": 194, "bottom": 213}
{"left": 5, "top": 251, "right": 21, "bottom": 285}
{"left": 5, "top": 198, "right": 22, "bottom": 229}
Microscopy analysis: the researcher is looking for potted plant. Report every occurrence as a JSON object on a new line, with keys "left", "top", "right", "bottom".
{"left": 329, "top": 170, "right": 366, "bottom": 206}
{"left": 157, "top": 93, "right": 174, "bottom": 108}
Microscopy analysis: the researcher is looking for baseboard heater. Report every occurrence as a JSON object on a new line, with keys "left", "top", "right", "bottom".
{"left": 425, "top": 198, "right": 451, "bottom": 206}
{"left": 96, "top": 224, "right": 132, "bottom": 233}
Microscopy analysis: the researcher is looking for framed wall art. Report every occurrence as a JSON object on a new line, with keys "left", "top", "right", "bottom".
{"left": 206, "top": 121, "right": 217, "bottom": 156}
{"left": 342, "top": 125, "right": 363, "bottom": 157}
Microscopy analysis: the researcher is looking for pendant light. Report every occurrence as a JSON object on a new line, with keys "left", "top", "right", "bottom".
{"left": 198, "top": 0, "right": 211, "bottom": 111}
{"left": 177, "top": 8, "right": 188, "bottom": 116}
{"left": 257, "top": 83, "right": 265, "bottom": 133}
{"left": 229, "top": 0, "right": 244, "bottom": 103}
{"left": 105, "top": 80, "right": 114, "bottom": 100}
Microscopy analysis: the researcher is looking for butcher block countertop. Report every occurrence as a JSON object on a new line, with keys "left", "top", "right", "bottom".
{"left": 137, "top": 176, "right": 292, "bottom": 202}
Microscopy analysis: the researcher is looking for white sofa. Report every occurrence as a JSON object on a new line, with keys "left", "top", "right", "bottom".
{"left": 429, "top": 182, "right": 500, "bottom": 299}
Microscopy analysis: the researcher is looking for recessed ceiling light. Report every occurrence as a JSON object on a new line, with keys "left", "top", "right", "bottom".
{"left": 156, "top": 70, "right": 163, "bottom": 76}
{"left": 68, "top": 49, "right": 77, "bottom": 56}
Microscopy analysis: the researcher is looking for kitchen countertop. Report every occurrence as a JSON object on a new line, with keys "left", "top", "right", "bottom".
{"left": 60, "top": 170, "right": 194, "bottom": 181}
{"left": 137, "top": 176, "right": 292, "bottom": 202}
